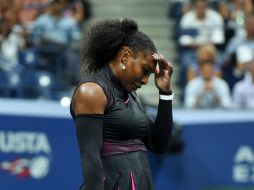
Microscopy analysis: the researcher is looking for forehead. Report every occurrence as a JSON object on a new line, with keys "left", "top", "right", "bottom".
{"left": 195, "top": 1, "right": 206, "bottom": 7}
{"left": 135, "top": 51, "right": 156, "bottom": 70}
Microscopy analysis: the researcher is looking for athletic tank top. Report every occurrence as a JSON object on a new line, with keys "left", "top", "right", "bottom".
{"left": 70, "top": 65, "right": 151, "bottom": 143}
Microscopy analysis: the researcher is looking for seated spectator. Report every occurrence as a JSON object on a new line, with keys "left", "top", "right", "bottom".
{"left": 219, "top": 0, "right": 254, "bottom": 38}
{"left": 0, "top": 17, "right": 26, "bottom": 97}
{"left": 179, "top": 0, "right": 225, "bottom": 47}
{"left": 64, "top": 0, "right": 89, "bottom": 23}
{"left": 184, "top": 61, "right": 232, "bottom": 109}
{"left": 0, "top": 18, "right": 26, "bottom": 72}
{"left": 178, "top": 0, "right": 225, "bottom": 67}
{"left": 232, "top": 50, "right": 254, "bottom": 109}
{"left": 32, "top": 0, "right": 81, "bottom": 46}
{"left": 222, "top": 14, "right": 254, "bottom": 90}
{"left": 12, "top": 0, "right": 49, "bottom": 26}
{"left": 187, "top": 43, "right": 221, "bottom": 82}
{"left": 32, "top": 0, "right": 81, "bottom": 85}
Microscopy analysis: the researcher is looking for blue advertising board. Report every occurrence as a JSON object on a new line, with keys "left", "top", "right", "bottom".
{"left": 152, "top": 122, "right": 254, "bottom": 190}
{"left": 146, "top": 108, "right": 254, "bottom": 190}
{"left": 0, "top": 99, "right": 83, "bottom": 190}
{"left": 1, "top": 98, "right": 254, "bottom": 190}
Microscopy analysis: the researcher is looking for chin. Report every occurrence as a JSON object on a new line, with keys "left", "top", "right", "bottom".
{"left": 126, "top": 87, "right": 135, "bottom": 93}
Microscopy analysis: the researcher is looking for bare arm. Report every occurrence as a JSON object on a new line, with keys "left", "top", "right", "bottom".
{"left": 73, "top": 82, "right": 107, "bottom": 190}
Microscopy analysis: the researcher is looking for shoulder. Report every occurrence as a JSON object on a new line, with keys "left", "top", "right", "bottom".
{"left": 226, "top": 36, "right": 244, "bottom": 51}
{"left": 188, "top": 77, "right": 201, "bottom": 86}
{"left": 72, "top": 82, "right": 107, "bottom": 115}
{"left": 35, "top": 14, "right": 50, "bottom": 23}
{"left": 207, "top": 9, "right": 223, "bottom": 19}
{"left": 180, "top": 11, "right": 195, "bottom": 24}
{"left": 214, "top": 77, "right": 230, "bottom": 89}
{"left": 61, "top": 16, "right": 78, "bottom": 26}
{"left": 233, "top": 80, "right": 246, "bottom": 92}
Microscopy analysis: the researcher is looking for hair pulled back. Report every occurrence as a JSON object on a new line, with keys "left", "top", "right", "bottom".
{"left": 81, "top": 18, "right": 157, "bottom": 75}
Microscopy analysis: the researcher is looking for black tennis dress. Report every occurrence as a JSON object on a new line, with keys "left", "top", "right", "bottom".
{"left": 71, "top": 65, "right": 157, "bottom": 190}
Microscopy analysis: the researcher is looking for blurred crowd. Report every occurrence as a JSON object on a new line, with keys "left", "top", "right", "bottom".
{"left": 169, "top": 0, "right": 254, "bottom": 110}
{"left": 0, "top": 0, "right": 91, "bottom": 100}
{"left": 0, "top": 0, "right": 254, "bottom": 110}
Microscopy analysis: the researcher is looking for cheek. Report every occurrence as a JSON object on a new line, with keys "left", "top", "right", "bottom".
{"left": 133, "top": 68, "right": 144, "bottom": 82}
{"left": 126, "top": 64, "right": 143, "bottom": 81}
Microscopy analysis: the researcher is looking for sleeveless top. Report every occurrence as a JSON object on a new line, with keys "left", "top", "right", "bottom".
{"left": 70, "top": 65, "right": 152, "bottom": 154}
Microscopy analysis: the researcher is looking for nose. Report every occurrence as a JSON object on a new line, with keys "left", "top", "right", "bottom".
{"left": 141, "top": 75, "right": 149, "bottom": 85}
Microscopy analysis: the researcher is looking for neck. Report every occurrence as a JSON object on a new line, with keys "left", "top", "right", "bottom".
{"left": 108, "top": 63, "right": 120, "bottom": 79}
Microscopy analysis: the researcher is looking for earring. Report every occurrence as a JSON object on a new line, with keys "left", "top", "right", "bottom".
{"left": 120, "top": 62, "right": 126, "bottom": 70}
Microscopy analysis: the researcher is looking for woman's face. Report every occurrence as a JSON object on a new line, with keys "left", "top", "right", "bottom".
{"left": 200, "top": 63, "right": 214, "bottom": 81}
{"left": 120, "top": 50, "right": 156, "bottom": 92}
{"left": 195, "top": 0, "right": 206, "bottom": 19}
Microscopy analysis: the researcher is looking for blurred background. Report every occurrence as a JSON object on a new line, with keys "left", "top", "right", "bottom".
{"left": 0, "top": 0, "right": 254, "bottom": 189}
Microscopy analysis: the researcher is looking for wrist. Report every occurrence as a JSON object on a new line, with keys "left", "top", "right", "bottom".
{"left": 159, "top": 89, "right": 173, "bottom": 95}
{"left": 159, "top": 90, "right": 174, "bottom": 100}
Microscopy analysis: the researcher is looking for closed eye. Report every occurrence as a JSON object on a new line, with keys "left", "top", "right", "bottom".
{"left": 143, "top": 67, "right": 152, "bottom": 76}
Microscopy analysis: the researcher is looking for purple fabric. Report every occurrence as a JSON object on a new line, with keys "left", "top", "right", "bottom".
{"left": 101, "top": 141, "right": 146, "bottom": 157}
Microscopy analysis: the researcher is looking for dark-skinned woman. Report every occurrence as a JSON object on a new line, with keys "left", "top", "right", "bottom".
{"left": 70, "top": 18, "right": 174, "bottom": 190}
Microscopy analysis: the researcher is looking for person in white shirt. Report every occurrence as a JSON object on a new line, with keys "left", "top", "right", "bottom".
{"left": 184, "top": 54, "right": 232, "bottom": 109}
{"left": 179, "top": 0, "right": 224, "bottom": 48}
{"left": 178, "top": 0, "right": 225, "bottom": 88}
{"left": 0, "top": 19, "right": 26, "bottom": 71}
{"left": 232, "top": 59, "right": 254, "bottom": 109}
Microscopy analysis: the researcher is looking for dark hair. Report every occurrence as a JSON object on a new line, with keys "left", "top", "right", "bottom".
{"left": 81, "top": 18, "right": 157, "bottom": 75}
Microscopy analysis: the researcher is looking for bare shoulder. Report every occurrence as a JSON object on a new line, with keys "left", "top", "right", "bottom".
{"left": 73, "top": 82, "right": 107, "bottom": 115}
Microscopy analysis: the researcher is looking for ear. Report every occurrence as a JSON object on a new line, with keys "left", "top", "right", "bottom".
{"left": 120, "top": 46, "right": 133, "bottom": 65}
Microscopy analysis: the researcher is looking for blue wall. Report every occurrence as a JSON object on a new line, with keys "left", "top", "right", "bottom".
{"left": 0, "top": 99, "right": 254, "bottom": 190}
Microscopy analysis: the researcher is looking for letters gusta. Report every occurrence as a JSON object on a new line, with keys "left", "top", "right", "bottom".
{"left": 0, "top": 131, "right": 51, "bottom": 154}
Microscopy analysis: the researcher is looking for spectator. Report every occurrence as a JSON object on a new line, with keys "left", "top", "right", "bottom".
{"left": 222, "top": 14, "right": 254, "bottom": 90}
{"left": 187, "top": 43, "right": 221, "bottom": 82}
{"left": 12, "top": 0, "right": 49, "bottom": 26}
{"left": 0, "top": 18, "right": 26, "bottom": 72}
{"left": 232, "top": 49, "right": 254, "bottom": 109}
{"left": 177, "top": 0, "right": 224, "bottom": 89}
{"left": 32, "top": 0, "right": 81, "bottom": 85}
{"left": 184, "top": 60, "right": 232, "bottom": 109}
{"left": 64, "top": 0, "right": 90, "bottom": 23}
{"left": 32, "top": 0, "right": 80, "bottom": 46}
{"left": 219, "top": 0, "right": 254, "bottom": 37}
{"left": 0, "top": 17, "right": 26, "bottom": 96}
{"left": 178, "top": 0, "right": 224, "bottom": 56}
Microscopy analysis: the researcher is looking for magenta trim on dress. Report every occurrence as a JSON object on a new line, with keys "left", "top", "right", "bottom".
{"left": 124, "top": 98, "right": 130, "bottom": 105}
{"left": 130, "top": 172, "right": 136, "bottom": 190}
{"left": 101, "top": 141, "right": 146, "bottom": 157}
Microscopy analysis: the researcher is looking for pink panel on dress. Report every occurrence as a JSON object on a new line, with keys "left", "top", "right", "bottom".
{"left": 130, "top": 172, "right": 136, "bottom": 190}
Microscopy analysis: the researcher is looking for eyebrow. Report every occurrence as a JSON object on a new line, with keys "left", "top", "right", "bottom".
{"left": 144, "top": 63, "right": 153, "bottom": 72}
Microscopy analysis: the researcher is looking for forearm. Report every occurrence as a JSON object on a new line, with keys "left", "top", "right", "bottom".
{"left": 150, "top": 53, "right": 174, "bottom": 153}
{"left": 148, "top": 95, "right": 173, "bottom": 154}
{"left": 75, "top": 115, "right": 104, "bottom": 190}
{"left": 80, "top": 152, "right": 104, "bottom": 189}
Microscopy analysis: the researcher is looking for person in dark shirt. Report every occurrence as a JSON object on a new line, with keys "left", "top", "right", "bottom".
{"left": 70, "top": 18, "right": 174, "bottom": 190}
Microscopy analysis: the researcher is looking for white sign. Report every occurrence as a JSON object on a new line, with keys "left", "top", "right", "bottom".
{"left": 233, "top": 145, "right": 254, "bottom": 182}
